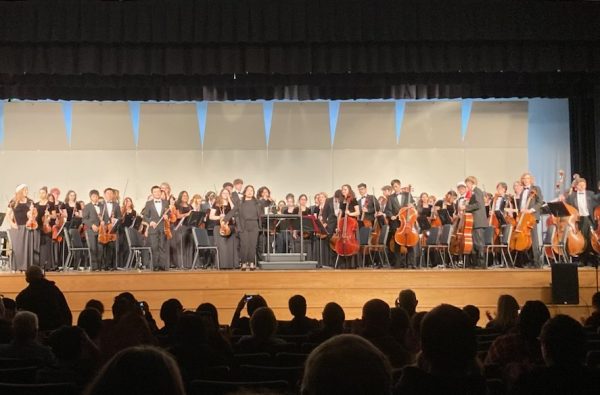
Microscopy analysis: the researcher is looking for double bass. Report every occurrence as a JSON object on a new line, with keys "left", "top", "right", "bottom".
{"left": 591, "top": 205, "right": 600, "bottom": 254}
{"left": 333, "top": 197, "right": 360, "bottom": 256}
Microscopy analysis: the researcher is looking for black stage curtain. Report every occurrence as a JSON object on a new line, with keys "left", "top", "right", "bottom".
{"left": 569, "top": 89, "right": 600, "bottom": 188}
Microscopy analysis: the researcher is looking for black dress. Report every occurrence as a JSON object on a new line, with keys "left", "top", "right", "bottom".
{"left": 175, "top": 204, "right": 194, "bottom": 269}
{"left": 212, "top": 204, "right": 238, "bottom": 269}
{"left": 35, "top": 201, "right": 56, "bottom": 269}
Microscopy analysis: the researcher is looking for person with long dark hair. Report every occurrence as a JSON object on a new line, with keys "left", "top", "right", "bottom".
{"left": 6, "top": 184, "right": 38, "bottom": 271}
{"left": 209, "top": 188, "right": 238, "bottom": 270}
{"left": 226, "top": 185, "right": 262, "bottom": 271}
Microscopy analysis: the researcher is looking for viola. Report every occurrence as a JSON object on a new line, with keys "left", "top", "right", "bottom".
{"left": 219, "top": 207, "right": 232, "bottom": 237}
{"left": 25, "top": 204, "right": 38, "bottom": 231}
{"left": 334, "top": 198, "right": 360, "bottom": 257}
{"left": 52, "top": 213, "right": 65, "bottom": 242}
{"left": 394, "top": 206, "right": 419, "bottom": 247}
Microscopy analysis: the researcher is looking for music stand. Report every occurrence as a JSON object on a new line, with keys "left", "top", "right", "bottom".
{"left": 417, "top": 217, "right": 431, "bottom": 232}
{"left": 546, "top": 202, "right": 571, "bottom": 218}
{"left": 184, "top": 211, "right": 205, "bottom": 227}
{"left": 69, "top": 217, "right": 82, "bottom": 229}
{"left": 438, "top": 209, "right": 452, "bottom": 225}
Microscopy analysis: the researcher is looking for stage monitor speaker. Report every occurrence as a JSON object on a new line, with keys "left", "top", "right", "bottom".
{"left": 551, "top": 263, "right": 579, "bottom": 304}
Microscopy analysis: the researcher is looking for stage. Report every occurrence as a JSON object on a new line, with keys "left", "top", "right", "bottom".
{"left": 0, "top": 267, "right": 597, "bottom": 325}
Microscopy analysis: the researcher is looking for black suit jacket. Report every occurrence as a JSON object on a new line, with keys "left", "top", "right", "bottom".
{"left": 384, "top": 192, "right": 414, "bottom": 228}
{"left": 358, "top": 194, "right": 380, "bottom": 222}
{"left": 465, "top": 187, "right": 488, "bottom": 229}
{"left": 566, "top": 190, "right": 599, "bottom": 221}
{"left": 519, "top": 185, "right": 544, "bottom": 221}
{"left": 321, "top": 197, "right": 338, "bottom": 235}
{"left": 142, "top": 199, "right": 169, "bottom": 234}
{"left": 82, "top": 202, "right": 103, "bottom": 229}
{"left": 101, "top": 201, "right": 122, "bottom": 223}
{"left": 231, "top": 191, "right": 243, "bottom": 207}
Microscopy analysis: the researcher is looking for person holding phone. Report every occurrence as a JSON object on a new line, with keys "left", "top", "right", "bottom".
{"left": 230, "top": 294, "right": 267, "bottom": 335}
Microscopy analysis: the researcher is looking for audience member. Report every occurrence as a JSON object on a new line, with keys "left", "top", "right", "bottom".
{"left": 511, "top": 315, "right": 600, "bottom": 394}
{"left": 230, "top": 294, "right": 268, "bottom": 335}
{"left": 390, "top": 307, "right": 411, "bottom": 353}
{"left": 0, "top": 311, "right": 55, "bottom": 366}
{"left": 280, "top": 294, "right": 319, "bottom": 335}
{"left": 308, "top": 302, "right": 345, "bottom": 344}
{"left": 83, "top": 346, "right": 186, "bottom": 395}
{"left": 463, "top": 304, "right": 481, "bottom": 329}
{"left": 36, "top": 326, "right": 100, "bottom": 388}
{"left": 236, "top": 307, "right": 286, "bottom": 353}
{"left": 2, "top": 297, "right": 17, "bottom": 321}
{"left": 583, "top": 291, "right": 600, "bottom": 329}
{"left": 396, "top": 289, "right": 418, "bottom": 318}
{"left": 0, "top": 297, "right": 12, "bottom": 343}
{"left": 197, "top": 310, "right": 234, "bottom": 365}
{"left": 486, "top": 294, "right": 519, "bottom": 334}
{"left": 155, "top": 298, "right": 183, "bottom": 347}
{"left": 169, "top": 312, "right": 227, "bottom": 382}
{"left": 85, "top": 299, "right": 105, "bottom": 317}
{"left": 361, "top": 299, "right": 411, "bottom": 368}
{"left": 394, "top": 304, "right": 486, "bottom": 395}
{"left": 485, "top": 300, "right": 550, "bottom": 385}
{"left": 196, "top": 302, "right": 221, "bottom": 327}
{"left": 77, "top": 308, "right": 103, "bottom": 344}
{"left": 301, "top": 334, "right": 392, "bottom": 395}
{"left": 15, "top": 266, "right": 72, "bottom": 331}
{"left": 406, "top": 310, "right": 427, "bottom": 353}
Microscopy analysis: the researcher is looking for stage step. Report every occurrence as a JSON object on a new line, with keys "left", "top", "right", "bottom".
{"left": 258, "top": 260, "right": 319, "bottom": 270}
{"left": 260, "top": 253, "right": 308, "bottom": 263}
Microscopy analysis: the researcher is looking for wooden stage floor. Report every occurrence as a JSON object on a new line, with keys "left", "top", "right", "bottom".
{"left": 0, "top": 268, "right": 598, "bottom": 325}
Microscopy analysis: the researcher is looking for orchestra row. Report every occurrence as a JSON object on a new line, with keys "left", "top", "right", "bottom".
{"left": 3, "top": 171, "right": 600, "bottom": 272}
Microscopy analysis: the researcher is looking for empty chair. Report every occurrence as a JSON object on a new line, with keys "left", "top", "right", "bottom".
{"left": 192, "top": 227, "right": 219, "bottom": 269}
{"left": 361, "top": 224, "right": 390, "bottom": 268}
{"left": 420, "top": 226, "right": 440, "bottom": 268}
{"left": 239, "top": 365, "right": 303, "bottom": 388}
{"left": 233, "top": 353, "right": 273, "bottom": 367}
{"left": 63, "top": 229, "right": 91, "bottom": 271}
{"left": 124, "top": 227, "right": 153, "bottom": 270}
{"left": 275, "top": 352, "right": 309, "bottom": 367}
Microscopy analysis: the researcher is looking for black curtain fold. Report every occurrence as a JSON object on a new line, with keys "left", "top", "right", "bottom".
{"left": 569, "top": 90, "right": 600, "bottom": 188}
{"left": 1, "top": 0, "right": 599, "bottom": 45}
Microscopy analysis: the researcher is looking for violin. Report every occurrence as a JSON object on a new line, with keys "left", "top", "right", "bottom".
{"left": 219, "top": 207, "right": 232, "bottom": 237}
{"left": 333, "top": 197, "right": 360, "bottom": 257}
{"left": 98, "top": 204, "right": 118, "bottom": 245}
{"left": 591, "top": 205, "right": 600, "bottom": 255}
{"left": 25, "top": 204, "right": 38, "bottom": 230}
{"left": 42, "top": 206, "right": 52, "bottom": 235}
{"left": 52, "top": 211, "right": 65, "bottom": 242}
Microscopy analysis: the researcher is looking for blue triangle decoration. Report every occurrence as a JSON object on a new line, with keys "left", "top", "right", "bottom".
{"left": 0, "top": 100, "right": 4, "bottom": 147}
{"left": 61, "top": 101, "right": 73, "bottom": 146}
{"left": 196, "top": 101, "right": 208, "bottom": 146}
{"left": 129, "top": 101, "right": 141, "bottom": 147}
{"left": 461, "top": 99, "right": 473, "bottom": 141}
{"left": 329, "top": 101, "right": 340, "bottom": 146}
{"left": 395, "top": 100, "right": 406, "bottom": 144}
{"left": 263, "top": 101, "right": 273, "bottom": 147}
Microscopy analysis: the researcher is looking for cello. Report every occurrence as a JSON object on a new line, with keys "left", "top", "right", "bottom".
{"left": 333, "top": 197, "right": 360, "bottom": 257}
{"left": 449, "top": 210, "right": 474, "bottom": 256}
{"left": 591, "top": 205, "right": 600, "bottom": 254}
{"left": 509, "top": 190, "right": 537, "bottom": 252}
{"left": 394, "top": 206, "right": 419, "bottom": 248}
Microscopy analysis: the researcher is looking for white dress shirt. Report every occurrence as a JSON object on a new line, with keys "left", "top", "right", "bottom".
{"left": 154, "top": 200, "right": 163, "bottom": 216}
{"left": 576, "top": 192, "right": 589, "bottom": 216}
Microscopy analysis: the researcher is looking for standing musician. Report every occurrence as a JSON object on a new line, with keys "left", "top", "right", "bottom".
{"left": 434, "top": 190, "right": 458, "bottom": 220}
{"left": 101, "top": 188, "right": 121, "bottom": 270}
{"left": 416, "top": 192, "right": 432, "bottom": 220}
{"left": 61, "top": 191, "right": 83, "bottom": 222}
{"left": 50, "top": 187, "right": 62, "bottom": 207}
{"left": 336, "top": 184, "right": 360, "bottom": 268}
{"left": 6, "top": 184, "right": 37, "bottom": 272}
{"left": 357, "top": 183, "right": 379, "bottom": 228}
{"left": 119, "top": 197, "right": 137, "bottom": 266}
{"left": 464, "top": 176, "right": 487, "bottom": 269}
{"left": 143, "top": 185, "right": 170, "bottom": 271}
{"left": 160, "top": 182, "right": 177, "bottom": 268}
{"left": 455, "top": 182, "right": 468, "bottom": 214}
{"left": 519, "top": 172, "right": 544, "bottom": 267}
{"left": 174, "top": 191, "right": 194, "bottom": 269}
{"left": 230, "top": 179, "right": 244, "bottom": 206}
{"left": 82, "top": 190, "right": 104, "bottom": 271}
{"left": 35, "top": 186, "right": 56, "bottom": 269}
{"left": 226, "top": 185, "right": 262, "bottom": 271}
{"left": 210, "top": 188, "right": 238, "bottom": 270}
{"left": 385, "top": 179, "right": 417, "bottom": 268}
{"left": 564, "top": 177, "right": 600, "bottom": 266}
{"left": 491, "top": 182, "right": 509, "bottom": 214}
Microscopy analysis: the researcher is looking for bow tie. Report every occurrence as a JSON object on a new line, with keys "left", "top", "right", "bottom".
{"left": 154, "top": 200, "right": 161, "bottom": 204}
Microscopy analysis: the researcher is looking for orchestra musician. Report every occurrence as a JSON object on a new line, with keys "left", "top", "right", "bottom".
{"left": 434, "top": 190, "right": 457, "bottom": 220}
{"left": 6, "top": 184, "right": 38, "bottom": 271}
{"left": 226, "top": 185, "right": 262, "bottom": 271}
{"left": 174, "top": 191, "right": 194, "bottom": 269}
{"left": 210, "top": 189, "right": 237, "bottom": 270}
{"left": 464, "top": 176, "right": 487, "bottom": 268}
{"left": 100, "top": 188, "right": 121, "bottom": 270}
{"left": 35, "top": 187, "right": 56, "bottom": 270}
{"left": 142, "top": 185, "right": 170, "bottom": 271}
{"left": 519, "top": 172, "right": 544, "bottom": 267}
{"left": 455, "top": 182, "right": 468, "bottom": 213}
{"left": 82, "top": 190, "right": 104, "bottom": 271}
{"left": 230, "top": 179, "right": 244, "bottom": 206}
{"left": 416, "top": 192, "right": 432, "bottom": 220}
{"left": 61, "top": 191, "right": 83, "bottom": 222}
{"left": 384, "top": 179, "right": 417, "bottom": 268}
{"left": 119, "top": 197, "right": 137, "bottom": 266}
{"left": 357, "top": 183, "right": 379, "bottom": 227}
{"left": 564, "top": 177, "right": 600, "bottom": 266}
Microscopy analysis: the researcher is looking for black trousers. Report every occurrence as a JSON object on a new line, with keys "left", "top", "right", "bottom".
{"left": 148, "top": 229, "right": 169, "bottom": 270}
{"left": 471, "top": 227, "right": 485, "bottom": 268}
